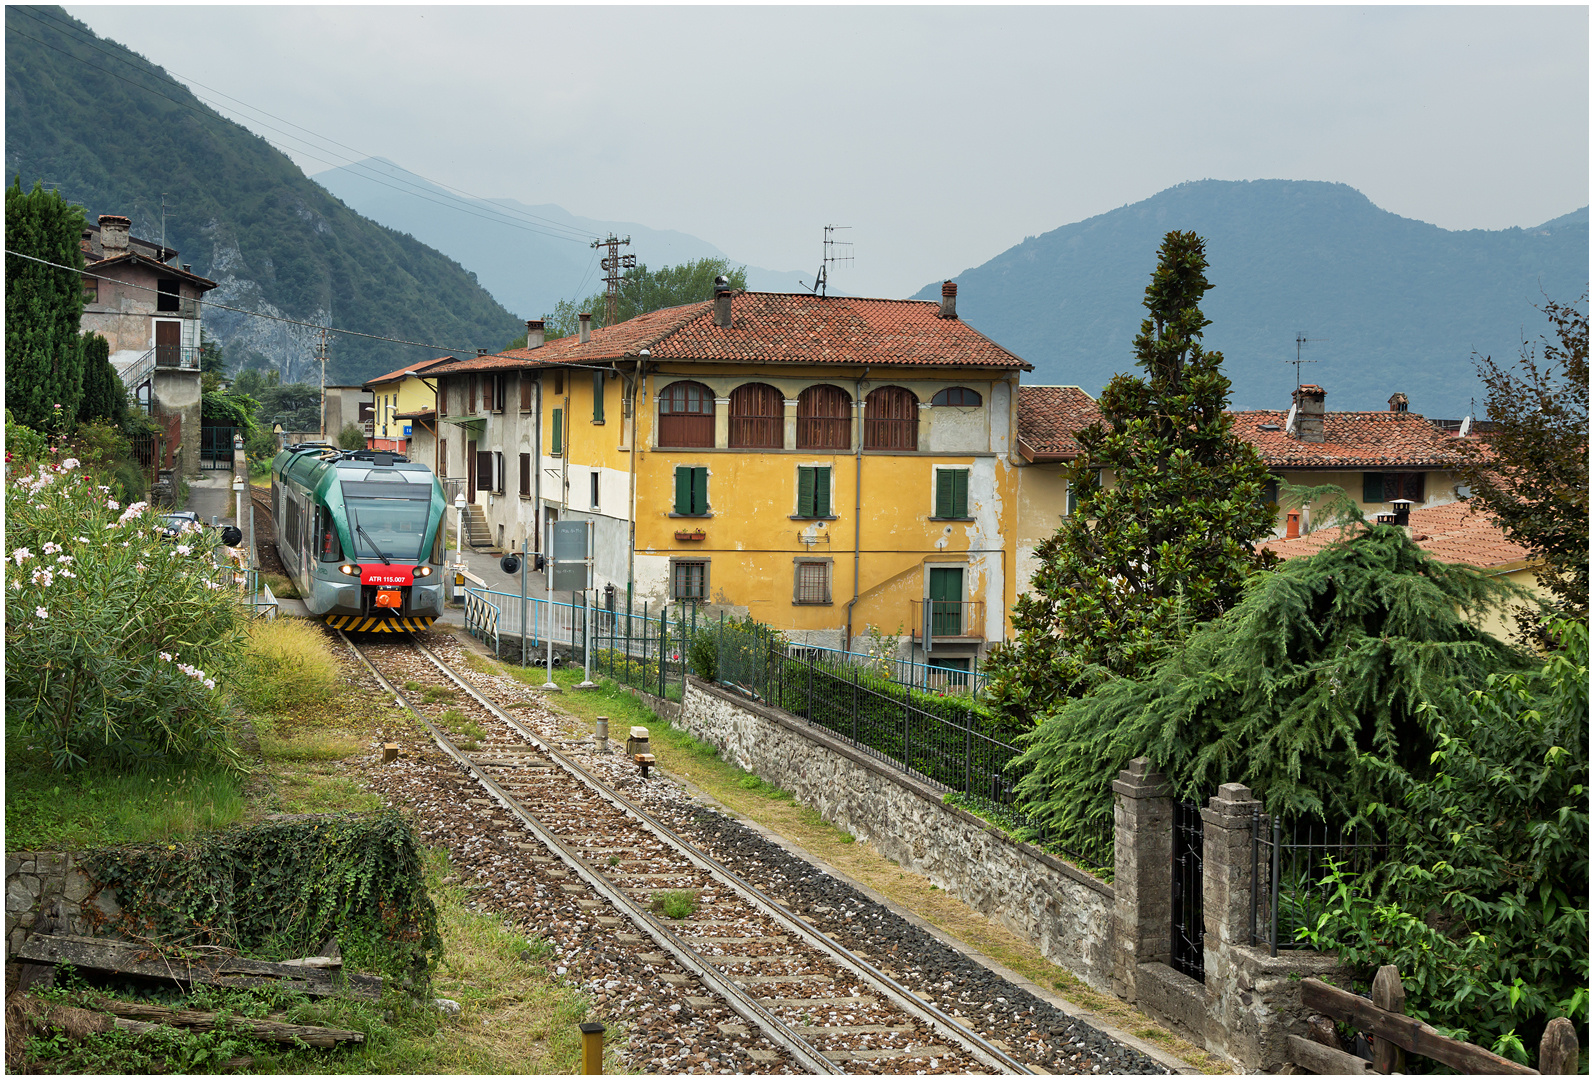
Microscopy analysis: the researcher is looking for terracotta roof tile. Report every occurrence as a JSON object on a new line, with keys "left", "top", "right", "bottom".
{"left": 1263, "top": 499, "right": 1534, "bottom": 571}
{"left": 364, "top": 355, "right": 456, "bottom": 388}
{"left": 1017, "top": 385, "right": 1102, "bottom": 459}
{"left": 1231, "top": 410, "right": 1463, "bottom": 469}
{"left": 426, "top": 292, "right": 1030, "bottom": 376}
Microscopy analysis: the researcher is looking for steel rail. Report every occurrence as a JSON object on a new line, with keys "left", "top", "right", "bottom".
{"left": 341, "top": 632, "right": 840, "bottom": 1074}
{"left": 401, "top": 635, "right": 1032, "bottom": 1075}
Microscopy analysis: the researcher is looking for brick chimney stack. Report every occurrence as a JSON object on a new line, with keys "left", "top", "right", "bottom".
{"left": 525, "top": 319, "right": 545, "bottom": 349}
{"left": 1292, "top": 384, "right": 1326, "bottom": 443}
{"left": 940, "top": 280, "right": 958, "bottom": 319}
{"left": 578, "top": 313, "right": 592, "bottom": 344}
{"left": 712, "top": 274, "right": 733, "bottom": 328}
{"left": 1387, "top": 392, "right": 1408, "bottom": 413}
{"left": 98, "top": 215, "right": 131, "bottom": 255}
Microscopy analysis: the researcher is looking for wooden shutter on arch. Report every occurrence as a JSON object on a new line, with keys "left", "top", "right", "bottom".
{"left": 729, "top": 383, "right": 783, "bottom": 448}
{"left": 865, "top": 386, "right": 919, "bottom": 450}
{"left": 659, "top": 381, "right": 715, "bottom": 448}
{"left": 797, "top": 385, "right": 852, "bottom": 450}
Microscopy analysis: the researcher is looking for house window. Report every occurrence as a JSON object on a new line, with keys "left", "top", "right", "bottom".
{"left": 1261, "top": 477, "right": 1279, "bottom": 508}
{"left": 156, "top": 277, "right": 181, "bottom": 313}
{"left": 674, "top": 465, "right": 709, "bottom": 516}
{"left": 550, "top": 408, "right": 563, "bottom": 456}
{"left": 491, "top": 374, "right": 506, "bottom": 413}
{"left": 519, "top": 373, "right": 533, "bottom": 412}
{"left": 796, "top": 465, "right": 831, "bottom": 518}
{"left": 1364, "top": 472, "right": 1425, "bottom": 504}
{"left": 728, "top": 383, "right": 783, "bottom": 448}
{"left": 553, "top": 370, "right": 565, "bottom": 396}
{"left": 794, "top": 561, "right": 831, "bottom": 604}
{"left": 590, "top": 471, "right": 600, "bottom": 509}
{"left": 927, "top": 566, "right": 965, "bottom": 636}
{"left": 592, "top": 371, "right": 605, "bottom": 424}
{"left": 659, "top": 381, "right": 715, "bottom": 448}
{"left": 439, "top": 439, "right": 447, "bottom": 476}
{"left": 864, "top": 386, "right": 919, "bottom": 450}
{"left": 520, "top": 452, "right": 532, "bottom": 498}
{"left": 796, "top": 384, "right": 851, "bottom": 450}
{"left": 931, "top": 386, "right": 982, "bottom": 407}
{"left": 476, "top": 450, "right": 497, "bottom": 493}
{"left": 467, "top": 375, "right": 478, "bottom": 413}
{"left": 672, "top": 560, "right": 708, "bottom": 601}
{"left": 933, "top": 467, "right": 970, "bottom": 519}
{"left": 82, "top": 278, "right": 98, "bottom": 303}
{"left": 1065, "top": 468, "right": 1103, "bottom": 515}
{"left": 439, "top": 382, "right": 449, "bottom": 418}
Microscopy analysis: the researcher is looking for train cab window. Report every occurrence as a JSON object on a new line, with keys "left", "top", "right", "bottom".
{"left": 316, "top": 507, "right": 343, "bottom": 562}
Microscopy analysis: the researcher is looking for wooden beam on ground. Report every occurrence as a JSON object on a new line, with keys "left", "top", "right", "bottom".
{"left": 1287, "top": 1033, "right": 1372, "bottom": 1075}
{"left": 95, "top": 1000, "right": 365, "bottom": 1047}
{"left": 12, "top": 934, "right": 381, "bottom": 1000}
{"left": 1301, "top": 978, "right": 1538, "bottom": 1075}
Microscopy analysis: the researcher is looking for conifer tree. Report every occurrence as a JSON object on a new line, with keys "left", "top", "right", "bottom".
{"left": 985, "top": 231, "right": 1276, "bottom": 726}
{"left": 76, "top": 332, "right": 126, "bottom": 425}
{"left": 5, "top": 179, "right": 88, "bottom": 428}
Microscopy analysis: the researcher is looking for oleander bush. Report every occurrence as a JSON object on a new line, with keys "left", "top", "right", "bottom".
{"left": 4, "top": 452, "right": 245, "bottom": 770}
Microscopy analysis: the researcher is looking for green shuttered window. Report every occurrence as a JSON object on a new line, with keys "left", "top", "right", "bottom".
{"left": 1363, "top": 472, "right": 1384, "bottom": 503}
{"left": 934, "top": 468, "right": 969, "bottom": 519}
{"left": 592, "top": 371, "right": 605, "bottom": 424}
{"left": 674, "top": 466, "right": 709, "bottom": 516}
{"left": 551, "top": 408, "right": 563, "bottom": 456}
{"left": 796, "top": 466, "right": 831, "bottom": 518}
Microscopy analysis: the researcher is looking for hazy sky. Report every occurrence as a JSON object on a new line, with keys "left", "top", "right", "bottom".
{"left": 65, "top": 5, "right": 1590, "bottom": 299}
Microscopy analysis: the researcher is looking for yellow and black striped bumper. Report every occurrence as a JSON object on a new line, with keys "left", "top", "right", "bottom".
{"left": 324, "top": 615, "right": 436, "bottom": 632}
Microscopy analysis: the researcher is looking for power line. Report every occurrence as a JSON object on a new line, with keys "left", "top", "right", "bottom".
{"left": 8, "top": 10, "right": 595, "bottom": 248}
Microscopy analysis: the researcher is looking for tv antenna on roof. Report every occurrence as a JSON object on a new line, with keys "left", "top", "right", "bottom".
{"left": 801, "top": 225, "right": 852, "bottom": 297}
{"left": 1285, "top": 331, "right": 1327, "bottom": 386}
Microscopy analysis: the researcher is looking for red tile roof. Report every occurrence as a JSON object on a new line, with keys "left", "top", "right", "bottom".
{"left": 364, "top": 355, "right": 456, "bottom": 388}
{"left": 1231, "top": 410, "right": 1463, "bottom": 469}
{"left": 1263, "top": 499, "right": 1534, "bottom": 571}
{"left": 425, "top": 292, "right": 1031, "bottom": 376}
{"left": 1017, "top": 385, "right": 1103, "bottom": 460}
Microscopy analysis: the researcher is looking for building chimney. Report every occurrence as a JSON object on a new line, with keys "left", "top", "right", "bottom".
{"left": 181, "top": 263, "right": 192, "bottom": 273}
{"left": 940, "top": 280, "right": 958, "bottom": 319}
{"left": 525, "top": 319, "right": 545, "bottom": 349}
{"left": 712, "top": 274, "right": 732, "bottom": 328}
{"left": 1389, "top": 499, "right": 1412, "bottom": 527}
{"left": 477, "top": 348, "right": 488, "bottom": 356}
{"left": 578, "top": 313, "right": 592, "bottom": 344}
{"left": 1387, "top": 392, "right": 1408, "bottom": 413}
{"left": 1285, "top": 509, "right": 1300, "bottom": 540}
{"left": 98, "top": 215, "right": 131, "bottom": 255}
{"left": 1292, "top": 384, "right": 1326, "bottom": 443}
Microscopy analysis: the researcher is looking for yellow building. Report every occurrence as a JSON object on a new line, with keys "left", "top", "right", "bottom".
{"left": 362, "top": 355, "right": 456, "bottom": 458}
{"left": 426, "top": 284, "right": 1031, "bottom": 670}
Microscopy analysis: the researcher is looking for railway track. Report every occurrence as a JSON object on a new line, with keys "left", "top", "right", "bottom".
{"left": 342, "top": 631, "right": 1034, "bottom": 1075}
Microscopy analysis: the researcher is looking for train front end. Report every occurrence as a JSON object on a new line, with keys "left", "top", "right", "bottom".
{"left": 322, "top": 460, "right": 448, "bottom": 632}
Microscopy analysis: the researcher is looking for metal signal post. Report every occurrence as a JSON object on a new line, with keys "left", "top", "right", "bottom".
{"left": 592, "top": 234, "right": 635, "bottom": 327}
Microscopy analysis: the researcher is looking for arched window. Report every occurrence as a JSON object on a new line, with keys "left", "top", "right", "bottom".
{"left": 728, "top": 383, "right": 783, "bottom": 449}
{"left": 931, "top": 386, "right": 982, "bottom": 407}
{"left": 864, "top": 386, "right": 919, "bottom": 450}
{"left": 658, "top": 380, "right": 714, "bottom": 448}
{"left": 796, "top": 384, "right": 852, "bottom": 450}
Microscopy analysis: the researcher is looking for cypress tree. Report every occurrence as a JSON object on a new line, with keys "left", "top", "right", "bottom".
{"left": 76, "top": 332, "right": 126, "bottom": 424}
{"left": 5, "top": 179, "right": 88, "bottom": 429}
{"left": 985, "top": 230, "right": 1277, "bottom": 726}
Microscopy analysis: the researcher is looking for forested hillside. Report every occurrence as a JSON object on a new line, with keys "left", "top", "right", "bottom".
{"left": 5, "top": 6, "right": 523, "bottom": 383}
{"left": 916, "top": 180, "right": 1588, "bottom": 416}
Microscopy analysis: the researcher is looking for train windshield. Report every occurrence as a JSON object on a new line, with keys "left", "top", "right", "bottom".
{"left": 341, "top": 481, "right": 433, "bottom": 563}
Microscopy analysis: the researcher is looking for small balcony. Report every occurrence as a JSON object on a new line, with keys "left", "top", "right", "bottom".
{"left": 154, "top": 345, "right": 201, "bottom": 370}
{"left": 909, "top": 598, "right": 986, "bottom": 642}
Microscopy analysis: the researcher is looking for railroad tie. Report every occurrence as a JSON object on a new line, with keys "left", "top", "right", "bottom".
{"left": 760, "top": 995, "right": 879, "bottom": 1007}
{"left": 822, "top": 1045, "right": 955, "bottom": 1062}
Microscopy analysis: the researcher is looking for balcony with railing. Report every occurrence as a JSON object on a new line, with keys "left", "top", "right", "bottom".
{"left": 909, "top": 598, "right": 987, "bottom": 642}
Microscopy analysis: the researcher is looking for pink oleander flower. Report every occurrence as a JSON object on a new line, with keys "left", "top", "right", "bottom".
{"left": 35, "top": 607, "right": 47, "bottom": 619}
{"left": 12, "top": 548, "right": 32, "bottom": 566}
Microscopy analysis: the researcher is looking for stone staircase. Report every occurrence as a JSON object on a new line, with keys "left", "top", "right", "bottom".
{"left": 463, "top": 505, "right": 497, "bottom": 552}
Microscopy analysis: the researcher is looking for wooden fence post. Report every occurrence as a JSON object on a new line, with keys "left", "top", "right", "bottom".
{"left": 1370, "top": 965, "right": 1407, "bottom": 1074}
{"left": 1539, "top": 1016, "right": 1579, "bottom": 1075}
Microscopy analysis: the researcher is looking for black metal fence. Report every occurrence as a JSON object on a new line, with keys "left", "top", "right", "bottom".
{"left": 710, "top": 620, "right": 1113, "bottom": 870}
{"left": 1250, "top": 810, "right": 1386, "bottom": 955}
{"left": 590, "top": 600, "right": 699, "bottom": 702}
{"left": 1172, "top": 799, "right": 1206, "bottom": 981}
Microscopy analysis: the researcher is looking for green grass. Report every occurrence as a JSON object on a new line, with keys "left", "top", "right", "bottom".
{"left": 650, "top": 889, "right": 699, "bottom": 919}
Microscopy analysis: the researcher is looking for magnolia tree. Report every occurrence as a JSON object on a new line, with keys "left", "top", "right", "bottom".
{"left": 5, "top": 452, "right": 246, "bottom": 770}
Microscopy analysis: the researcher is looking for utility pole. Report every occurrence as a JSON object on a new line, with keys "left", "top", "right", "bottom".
{"left": 591, "top": 234, "right": 634, "bottom": 327}
{"left": 317, "top": 327, "right": 329, "bottom": 439}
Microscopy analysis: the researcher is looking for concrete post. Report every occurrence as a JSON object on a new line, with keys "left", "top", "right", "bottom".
{"left": 713, "top": 398, "right": 730, "bottom": 449}
{"left": 782, "top": 399, "right": 798, "bottom": 450}
{"left": 1201, "top": 782, "right": 1263, "bottom": 1063}
{"left": 1112, "top": 756, "right": 1173, "bottom": 1001}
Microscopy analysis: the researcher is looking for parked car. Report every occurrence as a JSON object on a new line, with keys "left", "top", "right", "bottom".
{"left": 156, "top": 511, "right": 202, "bottom": 540}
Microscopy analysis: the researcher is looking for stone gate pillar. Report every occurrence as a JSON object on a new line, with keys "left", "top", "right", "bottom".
{"left": 1112, "top": 756, "right": 1172, "bottom": 1001}
{"left": 1202, "top": 782, "right": 1263, "bottom": 1062}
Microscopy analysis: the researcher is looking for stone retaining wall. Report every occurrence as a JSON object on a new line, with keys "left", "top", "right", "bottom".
{"left": 681, "top": 677, "right": 1117, "bottom": 992}
{"left": 5, "top": 853, "right": 120, "bottom": 956}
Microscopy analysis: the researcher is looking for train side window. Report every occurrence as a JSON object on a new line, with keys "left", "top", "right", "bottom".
{"left": 316, "top": 507, "right": 343, "bottom": 562}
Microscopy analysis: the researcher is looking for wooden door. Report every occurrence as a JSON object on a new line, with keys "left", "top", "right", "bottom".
{"left": 154, "top": 321, "right": 180, "bottom": 367}
{"left": 467, "top": 439, "right": 478, "bottom": 502}
{"left": 928, "top": 567, "right": 963, "bottom": 637}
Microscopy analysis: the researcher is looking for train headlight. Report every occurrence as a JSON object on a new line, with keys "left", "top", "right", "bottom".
{"left": 413, "top": 566, "right": 433, "bottom": 578}
{"left": 338, "top": 563, "right": 361, "bottom": 577}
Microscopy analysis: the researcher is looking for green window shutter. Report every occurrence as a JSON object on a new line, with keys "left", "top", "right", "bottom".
{"left": 551, "top": 408, "right": 563, "bottom": 455}
{"left": 691, "top": 466, "right": 708, "bottom": 515}
{"left": 952, "top": 469, "right": 969, "bottom": 518}
{"left": 592, "top": 372, "right": 605, "bottom": 423}
{"left": 815, "top": 466, "right": 831, "bottom": 518}
{"left": 1363, "top": 472, "right": 1384, "bottom": 503}
{"left": 675, "top": 467, "right": 691, "bottom": 515}
{"left": 797, "top": 467, "right": 816, "bottom": 517}
{"left": 935, "top": 469, "right": 954, "bottom": 518}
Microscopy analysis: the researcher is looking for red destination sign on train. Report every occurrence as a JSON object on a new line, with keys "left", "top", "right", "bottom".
{"left": 359, "top": 565, "right": 415, "bottom": 586}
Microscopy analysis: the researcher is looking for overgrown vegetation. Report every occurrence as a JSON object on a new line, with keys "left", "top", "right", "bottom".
{"left": 237, "top": 618, "right": 345, "bottom": 716}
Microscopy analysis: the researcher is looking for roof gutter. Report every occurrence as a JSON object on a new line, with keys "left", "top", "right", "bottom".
{"left": 844, "top": 365, "right": 869, "bottom": 654}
